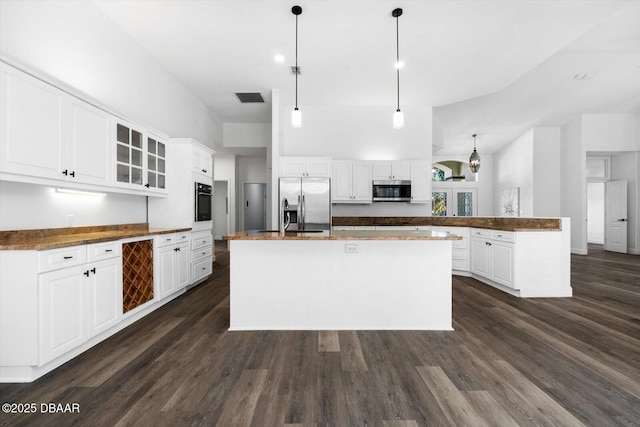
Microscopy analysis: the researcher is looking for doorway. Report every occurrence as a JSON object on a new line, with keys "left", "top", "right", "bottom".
{"left": 213, "top": 180, "right": 229, "bottom": 240}
{"left": 243, "top": 183, "right": 266, "bottom": 231}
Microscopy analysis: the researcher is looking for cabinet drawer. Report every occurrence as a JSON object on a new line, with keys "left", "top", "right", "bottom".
{"left": 192, "top": 257, "right": 212, "bottom": 282}
{"left": 38, "top": 246, "right": 86, "bottom": 273}
{"left": 492, "top": 230, "right": 515, "bottom": 243}
{"left": 471, "top": 228, "right": 491, "bottom": 239}
{"left": 175, "top": 232, "right": 190, "bottom": 243}
{"left": 452, "top": 247, "right": 468, "bottom": 260}
{"left": 87, "top": 241, "right": 121, "bottom": 262}
{"left": 157, "top": 234, "right": 178, "bottom": 247}
{"left": 452, "top": 258, "right": 469, "bottom": 271}
{"left": 192, "top": 246, "right": 213, "bottom": 262}
{"left": 192, "top": 235, "right": 213, "bottom": 250}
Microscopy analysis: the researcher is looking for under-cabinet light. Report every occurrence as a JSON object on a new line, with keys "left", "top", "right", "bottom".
{"left": 55, "top": 188, "right": 106, "bottom": 197}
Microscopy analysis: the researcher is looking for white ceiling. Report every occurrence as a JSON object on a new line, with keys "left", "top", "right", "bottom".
{"left": 94, "top": 0, "right": 640, "bottom": 155}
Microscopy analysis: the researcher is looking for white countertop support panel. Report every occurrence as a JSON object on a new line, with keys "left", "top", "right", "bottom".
{"left": 229, "top": 239, "right": 452, "bottom": 330}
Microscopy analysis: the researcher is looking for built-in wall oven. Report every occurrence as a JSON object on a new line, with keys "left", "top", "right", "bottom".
{"left": 195, "top": 182, "right": 212, "bottom": 221}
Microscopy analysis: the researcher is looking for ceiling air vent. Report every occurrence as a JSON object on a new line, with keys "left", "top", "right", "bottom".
{"left": 235, "top": 93, "right": 265, "bottom": 103}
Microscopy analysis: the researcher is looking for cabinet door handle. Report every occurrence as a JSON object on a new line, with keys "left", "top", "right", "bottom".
{"left": 83, "top": 270, "right": 90, "bottom": 277}
{"left": 90, "top": 268, "right": 96, "bottom": 274}
{"left": 62, "top": 169, "right": 68, "bottom": 176}
{"left": 105, "top": 249, "right": 113, "bottom": 253}
{"left": 70, "top": 171, "right": 75, "bottom": 177}
{"left": 145, "top": 183, "right": 150, "bottom": 188}
{"left": 202, "top": 169, "right": 207, "bottom": 173}
{"left": 63, "top": 256, "right": 73, "bottom": 259}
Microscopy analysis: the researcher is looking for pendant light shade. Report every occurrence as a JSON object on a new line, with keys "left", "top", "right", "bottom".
{"left": 291, "top": 5, "right": 302, "bottom": 128}
{"left": 469, "top": 133, "right": 481, "bottom": 173}
{"left": 392, "top": 8, "right": 404, "bottom": 129}
{"left": 393, "top": 109, "right": 404, "bottom": 129}
{"left": 291, "top": 108, "right": 302, "bottom": 128}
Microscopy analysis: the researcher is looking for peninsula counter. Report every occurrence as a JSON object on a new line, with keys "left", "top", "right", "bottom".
{"left": 225, "top": 230, "right": 461, "bottom": 331}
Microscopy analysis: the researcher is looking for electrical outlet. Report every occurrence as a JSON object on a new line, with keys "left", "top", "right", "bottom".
{"left": 345, "top": 244, "right": 358, "bottom": 254}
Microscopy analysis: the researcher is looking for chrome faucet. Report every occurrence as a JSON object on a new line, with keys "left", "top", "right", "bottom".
{"left": 279, "top": 197, "right": 290, "bottom": 234}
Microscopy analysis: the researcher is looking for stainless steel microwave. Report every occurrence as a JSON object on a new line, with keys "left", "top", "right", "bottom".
{"left": 372, "top": 180, "right": 411, "bottom": 202}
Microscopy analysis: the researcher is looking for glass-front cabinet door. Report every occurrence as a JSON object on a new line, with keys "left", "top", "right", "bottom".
{"left": 115, "top": 122, "right": 144, "bottom": 187}
{"left": 146, "top": 134, "right": 166, "bottom": 191}
{"left": 432, "top": 188, "right": 477, "bottom": 216}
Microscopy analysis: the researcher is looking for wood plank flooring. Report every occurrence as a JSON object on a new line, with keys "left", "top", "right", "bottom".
{"left": 1, "top": 244, "right": 638, "bottom": 426}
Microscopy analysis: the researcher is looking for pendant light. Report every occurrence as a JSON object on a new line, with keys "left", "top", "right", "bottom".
{"left": 392, "top": 8, "right": 404, "bottom": 129}
{"left": 469, "top": 133, "right": 481, "bottom": 173}
{"left": 291, "top": 5, "right": 302, "bottom": 128}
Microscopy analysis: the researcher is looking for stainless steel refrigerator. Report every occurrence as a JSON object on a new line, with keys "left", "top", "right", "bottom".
{"left": 279, "top": 177, "right": 331, "bottom": 231}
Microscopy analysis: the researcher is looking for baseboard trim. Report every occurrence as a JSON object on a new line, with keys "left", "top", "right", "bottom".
{"left": 628, "top": 248, "right": 640, "bottom": 255}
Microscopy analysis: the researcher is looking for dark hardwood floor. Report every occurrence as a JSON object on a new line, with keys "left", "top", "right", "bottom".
{"left": 1, "top": 244, "right": 639, "bottom": 426}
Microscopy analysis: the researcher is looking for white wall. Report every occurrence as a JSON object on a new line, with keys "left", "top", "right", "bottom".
{"left": 587, "top": 182, "right": 605, "bottom": 244}
{"left": 493, "top": 130, "right": 534, "bottom": 216}
{"left": 0, "top": 181, "right": 146, "bottom": 230}
{"left": 214, "top": 155, "right": 236, "bottom": 233}
{"left": 583, "top": 114, "right": 638, "bottom": 152}
{"left": 223, "top": 123, "right": 270, "bottom": 148}
{"left": 532, "top": 127, "right": 561, "bottom": 217}
{"left": 561, "top": 117, "right": 587, "bottom": 254}
{"left": 281, "top": 105, "right": 432, "bottom": 160}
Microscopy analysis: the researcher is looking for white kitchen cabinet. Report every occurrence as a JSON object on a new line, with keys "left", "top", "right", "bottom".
{"left": 410, "top": 161, "right": 431, "bottom": 203}
{"left": 145, "top": 132, "right": 167, "bottom": 192}
{"left": 280, "top": 156, "right": 332, "bottom": 177}
{"left": 85, "top": 248, "right": 122, "bottom": 338}
{"left": 38, "top": 264, "right": 87, "bottom": 365}
{"left": 332, "top": 160, "right": 372, "bottom": 203}
{"left": 372, "top": 161, "right": 411, "bottom": 180}
{"left": 156, "top": 232, "right": 190, "bottom": 300}
{"left": 0, "top": 63, "right": 111, "bottom": 186}
{"left": 433, "top": 226, "right": 470, "bottom": 273}
{"left": 191, "top": 230, "right": 213, "bottom": 285}
{"left": 470, "top": 228, "right": 514, "bottom": 288}
{"left": 114, "top": 119, "right": 145, "bottom": 189}
{"left": 192, "top": 145, "right": 213, "bottom": 179}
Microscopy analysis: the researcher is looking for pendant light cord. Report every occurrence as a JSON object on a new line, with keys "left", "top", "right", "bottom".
{"left": 295, "top": 13, "right": 298, "bottom": 109}
{"left": 396, "top": 14, "right": 400, "bottom": 111}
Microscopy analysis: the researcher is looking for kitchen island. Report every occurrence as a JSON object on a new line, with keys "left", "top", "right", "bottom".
{"left": 225, "top": 230, "right": 461, "bottom": 331}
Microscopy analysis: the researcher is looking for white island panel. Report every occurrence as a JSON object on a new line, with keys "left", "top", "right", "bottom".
{"left": 229, "top": 239, "right": 452, "bottom": 330}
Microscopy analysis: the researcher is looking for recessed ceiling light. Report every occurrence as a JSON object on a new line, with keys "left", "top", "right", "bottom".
{"left": 394, "top": 60, "right": 405, "bottom": 69}
{"left": 274, "top": 54, "right": 285, "bottom": 63}
{"left": 573, "top": 73, "right": 596, "bottom": 80}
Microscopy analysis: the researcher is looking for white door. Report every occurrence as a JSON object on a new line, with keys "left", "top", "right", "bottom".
{"left": 605, "top": 180, "right": 628, "bottom": 253}
{"left": 213, "top": 181, "right": 229, "bottom": 239}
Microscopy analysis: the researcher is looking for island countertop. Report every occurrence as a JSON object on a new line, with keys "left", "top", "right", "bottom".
{"left": 225, "top": 229, "right": 462, "bottom": 241}
{"left": 332, "top": 216, "right": 562, "bottom": 231}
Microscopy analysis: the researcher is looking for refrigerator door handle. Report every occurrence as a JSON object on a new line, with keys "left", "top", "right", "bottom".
{"left": 302, "top": 195, "right": 306, "bottom": 230}
{"left": 297, "top": 195, "right": 301, "bottom": 230}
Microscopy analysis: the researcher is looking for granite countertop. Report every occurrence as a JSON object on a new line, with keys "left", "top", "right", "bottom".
{"left": 225, "top": 229, "right": 462, "bottom": 241}
{"left": 0, "top": 223, "right": 192, "bottom": 250}
{"left": 332, "top": 216, "right": 562, "bottom": 231}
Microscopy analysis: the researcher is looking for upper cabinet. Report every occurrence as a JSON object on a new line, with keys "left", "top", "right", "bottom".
{"left": 0, "top": 64, "right": 110, "bottom": 186}
{"left": 1, "top": 62, "right": 170, "bottom": 196}
{"left": 372, "top": 161, "right": 411, "bottom": 180}
{"left": 409, "top": 161, "right": 431, "bottom": 203}
{"left": 280, "top": 157, "right": 331, "bottom": 177}
{"left": 332, "top": 160, "right": 372, "bottom": 203}
{"left": 192, "top": 145, "right": 213, "bottom": 179}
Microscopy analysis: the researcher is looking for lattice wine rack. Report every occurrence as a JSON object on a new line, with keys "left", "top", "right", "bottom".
{"left": 122, "top": 239, "right": 154, "bottom": 313}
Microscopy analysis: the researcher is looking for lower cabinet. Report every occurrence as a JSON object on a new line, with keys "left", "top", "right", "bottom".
{"left": 39, "top": 254, "right": 121, "bottom": 366}
{"left": 470, "top": 228, "right": 515, "bottom": 289}
{"left": 156, "top": 233, "right": 190, "bottom": 300}
{"left": 191, "top": 230, "right": 213, "bottom": 285}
